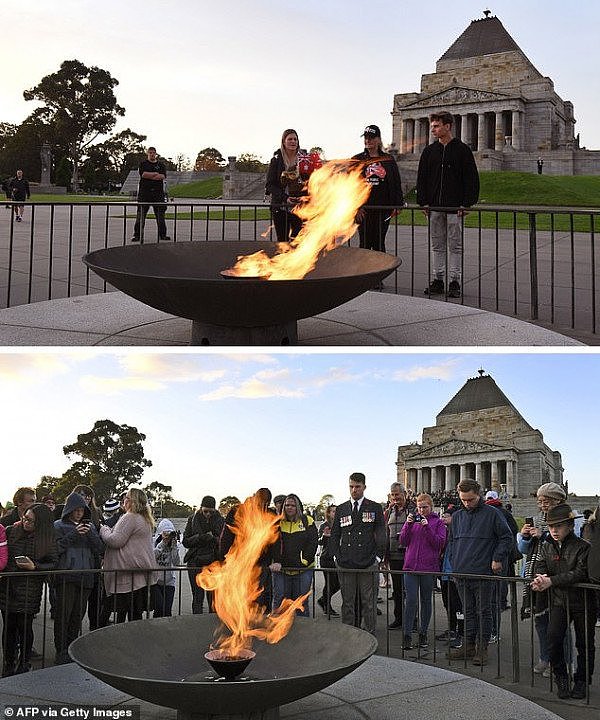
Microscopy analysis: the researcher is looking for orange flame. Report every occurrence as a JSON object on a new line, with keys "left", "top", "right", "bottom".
{"left": 224, "top": 160, "right": 371, "bottom": 280}
{"left": 197, "top": 494, "right": 308, "bottom": 658}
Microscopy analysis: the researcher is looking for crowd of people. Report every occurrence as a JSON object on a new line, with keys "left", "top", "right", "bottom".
{"left": 0, "top": 478, "right": 598, "bottom": 703}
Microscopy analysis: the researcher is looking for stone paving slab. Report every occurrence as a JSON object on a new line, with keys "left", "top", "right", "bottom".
{"left": 0, "top": 291, "right": 582, "bottom": 347}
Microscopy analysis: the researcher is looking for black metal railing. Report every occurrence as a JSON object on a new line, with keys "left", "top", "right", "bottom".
{"left": 1, "top": 200, "right": 599, "bottom": 337}
{"left": 1, "top": 565, "right": 598, "bottom": 705}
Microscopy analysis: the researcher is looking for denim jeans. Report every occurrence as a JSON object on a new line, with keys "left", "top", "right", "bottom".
{"left": 404, "top": 573, "right": 435, "bottom": 635}
{"left": 429, "top": 211, "right": 463, "bottom": 281}
{"left": 272, "top": 569, "right": 313, "bottom": 617}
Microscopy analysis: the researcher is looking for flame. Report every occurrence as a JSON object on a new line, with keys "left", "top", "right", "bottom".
{"left": 224, "top": 160, "right": 371, "bottom": 280}
{"left": 197, "top": 493, "right": 308, "bottom": 658}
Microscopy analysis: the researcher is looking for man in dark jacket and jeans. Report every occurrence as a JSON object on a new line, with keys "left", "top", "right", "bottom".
{"left": 182, "top": 496, "right": 224, "bottom": 613}
{"left": 417, "top": 110, "right": 479, "bottom": 299}
{"left": 447, "top": 478, "right": 513, "bottom": 666}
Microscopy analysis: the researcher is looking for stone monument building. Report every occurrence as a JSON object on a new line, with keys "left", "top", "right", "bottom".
{"left": 396, "top": 370, "right": 564, "bottom": 498}
{"left": 392, "top": 12, "right": 599, "bottom": 177}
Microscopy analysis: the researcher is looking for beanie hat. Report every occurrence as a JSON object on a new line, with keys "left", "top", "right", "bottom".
{"left": 103, "top": 498, "right": 120, "bottom": 513}
{"left": 201, "top": 495, "right": 216, "bottom": 509}
{"left": 536, "top": 482, "right": 566, "bottom": 501}
{"left": 485, "top": 490, "right": 499, "bottom": 500}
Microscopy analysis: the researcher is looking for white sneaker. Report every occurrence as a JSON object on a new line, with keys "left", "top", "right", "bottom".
{"left": 542, "top": 667, "right": 551, "bottom": 678}
{"left": 533, "top": 660, "right": 549, "bottom": 674}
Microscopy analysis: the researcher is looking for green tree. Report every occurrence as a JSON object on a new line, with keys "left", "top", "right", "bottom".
{"left": 314, "top": 493, "right": 335, "bottom": 520}
{"left": 23, "top": 60, "right": 125, "bottom": 189}
{"left": 218, "top": 495, "right": 240, "bottom": 516}
{"left": 54, "top": 156, "right": 72, "bottom": 190}
{"left": 35, "top": 475, "right": 63, "bottom": 500}
{"left": 59, "top": 419, "right": 152, "bottom": 503}
{"left": 194, "top": 147, "right": 226, "bottom": 171}
{"left": 235, "top": 153, "right": 267, "bottom": 173}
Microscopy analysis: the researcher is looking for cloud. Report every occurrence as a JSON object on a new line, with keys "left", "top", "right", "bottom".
{"left": 392, "top": 359, "right": 459, "bottom": 382}
{"left": 80, "top": 375, "right": 166, "bottom": 395}
{"left": 118, "top": 355, "right": 227, "bottom": 383}
{"left": 200, "top": 376, "right": 305, "bottom": 401}
{"left": 0, "top": 353, "right": 71, "bottom": 383}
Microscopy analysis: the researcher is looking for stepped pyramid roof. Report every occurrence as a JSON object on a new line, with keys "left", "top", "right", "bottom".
{"left": 439, "top": 14, "right": 525, "bottom": 61}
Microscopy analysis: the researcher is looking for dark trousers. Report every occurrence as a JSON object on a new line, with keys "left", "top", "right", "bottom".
{"left": 547, "top": 604, "right": 596, "bottom": 681}
{"left": 187, "top": 567, "right": 213, "bottom": 614}
{"left": 101, "top": 586, "right": 148, "bottom": 623}
{"left": 456, "top": 577, "right": 493, "bottom": 646}
{"left": 134, "top": 203, "right": 167, "bottom": 241}
{"left": 358, "top": 209, "right": 391, "bottom": 252}
{"left": 319, "top": 558, "right": 341, "bottom": 606}
{"left": 337, "top": 562, "right": 379, "bottom": 634}
{"left": 1, "top": 609, "right": 34, "bottom": 672}
{"left": 272, "top": 207, "right": 302, "bottom": 243}
{"left": 152, "top": 584, "right": 176, "bottom": 617}
{"left": 53, "top": 583, "right": 91, "bottom": 662}
{"left": 389, "top": 556, "right": 405, "bottom": 622}
{"left": 440, "top": 578, "right": 463, "bottom": 634}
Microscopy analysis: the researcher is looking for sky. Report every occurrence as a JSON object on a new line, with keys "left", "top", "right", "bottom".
{"left": 1, "top": 350, "right": 598, "bottom": 508}
{"left": 0, "top": 0, "right": 597, "bottom": 164}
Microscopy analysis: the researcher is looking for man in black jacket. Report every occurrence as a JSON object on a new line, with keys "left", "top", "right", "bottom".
{"left": 9, "top": 170, "right": 30, "bottom": 222}
{"left": 330, "top": 472, "right": 386, "bottom": 634}
{"left": 417, "top": 111, "right": 479, "bottom": 299}
{"left": 131, "top": 147, "right": 169, "bottom": 243}
{"left": 182, "top": 495, "right": 224, "bottom": 613}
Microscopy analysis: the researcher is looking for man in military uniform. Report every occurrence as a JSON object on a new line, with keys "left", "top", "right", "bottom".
{"left": 330, "top": 472, "right": 386, "bottom": 634}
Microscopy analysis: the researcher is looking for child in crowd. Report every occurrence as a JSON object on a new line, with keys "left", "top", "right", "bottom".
{"left": 531, "top": 503, "right": 596, "bottom": 700}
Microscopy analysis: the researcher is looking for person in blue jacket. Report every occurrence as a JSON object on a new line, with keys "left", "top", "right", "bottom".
{"left": 446, "top": 478, "right": 513, "bottom": 666}
{"left": 53, "top": 492, "right": 104, "bottom": 664}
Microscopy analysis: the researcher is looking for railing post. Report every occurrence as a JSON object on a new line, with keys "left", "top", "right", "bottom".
{"left": 528, "top": 212, "right": 539, "bottom": 320}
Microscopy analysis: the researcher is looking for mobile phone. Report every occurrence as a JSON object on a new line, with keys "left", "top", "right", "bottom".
{"left": 525, "top": 517, "right": 534, "bottom": 526}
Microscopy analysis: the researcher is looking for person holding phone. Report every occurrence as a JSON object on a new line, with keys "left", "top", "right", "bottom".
{"left": 53, "top": 492, "right": 104, "bottom": 664}
{"left": 0, "top": 504, "right": 58, "bottom": 677}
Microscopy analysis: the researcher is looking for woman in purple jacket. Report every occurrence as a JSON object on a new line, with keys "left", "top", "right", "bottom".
{"left": 399, "top": 493, "right": 446, "bottom": 650}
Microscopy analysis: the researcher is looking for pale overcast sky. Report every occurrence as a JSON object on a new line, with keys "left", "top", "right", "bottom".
{"left": 0, "top": 0, "right": 596, "bottom": 163}
{"left": 1, "top": 350, "right": 598, "bottom": 507}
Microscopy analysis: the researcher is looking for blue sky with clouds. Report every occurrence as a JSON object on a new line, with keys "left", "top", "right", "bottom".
{"left": 0, "top": 0, "right": 597, "bottom": 163}
{"left": 1, "top": 350, "right": 598, "bottom": 507}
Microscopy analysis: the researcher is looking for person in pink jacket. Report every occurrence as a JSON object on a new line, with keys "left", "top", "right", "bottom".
{"left": 99, "top": 487, "right": 158, "bottom": 622}
{"left": 399, "top": 493, "right": 446, "bottom": 650}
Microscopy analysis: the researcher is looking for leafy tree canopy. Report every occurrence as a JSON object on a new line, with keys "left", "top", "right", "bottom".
{"left": 235, "top": 153, "right": 267, "bottom": 173}
{"left": 23, "top": 59, "right": 125, "bottom": 188}
{"left": 194, "top": 147, "right": 226, "bottom": 172}
{"left": 54, "top": 419, "right": 152, "bottom": 504}
{"left": 218, "top": 495, "right": 241, "bottom": 516}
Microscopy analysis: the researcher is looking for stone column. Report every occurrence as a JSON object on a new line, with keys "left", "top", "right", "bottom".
{"left": 400, "top": 118, "right": 408, "bottom": 154}
{"left": 406, "top": 119, "right": 415, "bottom": 154}
{"left": 495, "top": 111, "right": 504, "bottom": 151}
{"left": 511, "top": 110, "right": 521, "bottom": 150}
{"left": 506, "top": 460, "right": 515, "bottom": 496}
{"left": 491, "top": 460, "right": 499, "bottom": 490}
{"left": 432, "top": 467, "right": 442, "bottom": 494}
{"left": 477, "top": 113, "right": 486, "bottom": 151}
{"left": 459, "top": 464, "right": 468, "bottom": 483}
{"left": 475, "top": 462, "right": 482, "bottom": 485}
{"left": 460, "top": 114, "right": 469, "bottom": 145}
{"left": 416, "top": 467, "right": 423, "bottom": 493}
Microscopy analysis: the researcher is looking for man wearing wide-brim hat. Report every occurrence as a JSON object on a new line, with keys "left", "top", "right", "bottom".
{"left": 531, "top": 503, "right": 596, "bottom": 701}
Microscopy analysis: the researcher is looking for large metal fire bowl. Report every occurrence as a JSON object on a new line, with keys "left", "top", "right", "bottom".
{"left": 82, "top": 241, "right": 400, "bottom": 345}
{"left": 69, "top": 614, "right": 377, "bottom": 719}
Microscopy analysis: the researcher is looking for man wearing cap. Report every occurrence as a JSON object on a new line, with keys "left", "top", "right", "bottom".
{"left": 182, "top": 496, "right": 224, "bottom": 613}
{"left": 447, "top": 478, "right": 513, "bottom": 666}
{"left": 417, "top": 110, "right": 479, "bottom": 299}
{"left": 352, "top": 125, "right": 404, "bottom": 254}
{"left": 531, "top": 503, "right": 596, "bottom": 700}
{"left": 329, "top": 472, "right": 386, "bottom": 634}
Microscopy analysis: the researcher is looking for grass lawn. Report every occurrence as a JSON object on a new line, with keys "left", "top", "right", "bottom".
{"left": 169, "top": 176, "right": 223, "bottom": 198}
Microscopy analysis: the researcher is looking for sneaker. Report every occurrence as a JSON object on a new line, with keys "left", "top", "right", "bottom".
{"left": 29, "top": 647, "right": 42, "bottom": 659}
{"left": 418, "top": 633, "right": 429, "bottom": 649}
{"left": 533, "top": 660, "right": 549, "bottom": 675}
{"left": 447, "top": 643, "right": 476, "bottom": 660}
{"left": 388, "top": 619, "right": 403, "bottom": 630}
{"left": 424, "top": 278, "right": 444, "bottom": 295}
{"left": 449, "top": 636, "right": 463, "bottom": 649}
{"left": 130, "top": 236, "right": 140, "bottom": 242}
{"left": 435, "top": 629, "right": 456, "bottom": 642}
{"left": 159, "top": 235, "right": 171, "bottom": 241}
{"left": 448, "top": 280, "right": 461, "bottom": 298}
{"left": 402, "top": 634, "right": 413, "bottom": 650}
{"left": 489, "top": 634, "right": 499, "bottom": 644}
{"left": 570, "top": 680, "right": 587, "bottom": 700}
{"left": 542, "top": 667, "right": 551, "bottom": 678}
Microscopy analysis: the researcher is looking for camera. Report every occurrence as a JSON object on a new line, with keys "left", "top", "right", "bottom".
{"left": 412, "top": 514, "right": 423, "bottom": 523}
